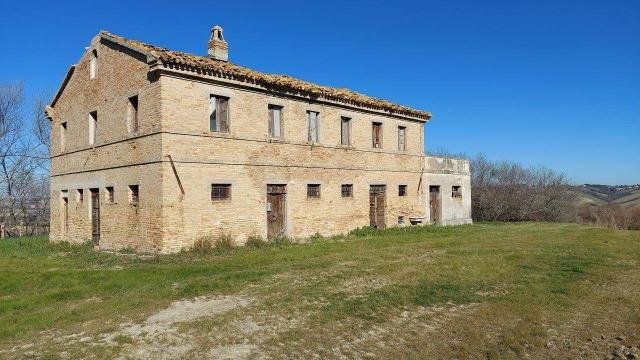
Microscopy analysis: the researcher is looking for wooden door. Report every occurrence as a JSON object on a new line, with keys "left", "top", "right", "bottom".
{"left": 90, "top": 189, "right": 100, "bottom": 245}
{"left": 267, "top": 185, "right": 286, "bottom": 240}
{"left": 369, "top": 185, "right": 386, "bottom": 228}
{"left": 62, "top": 197, "right": 69, "bottom": 238}
{"left": 429, "top": 186, "right": 441, "bottom": 224}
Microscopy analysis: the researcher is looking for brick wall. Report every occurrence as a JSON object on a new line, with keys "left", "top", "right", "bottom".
{"left": 49, "top": 35, "right": 469, "bottom": 253}
{"left": 49, "top": 35, "right": 164, "bottom": 251}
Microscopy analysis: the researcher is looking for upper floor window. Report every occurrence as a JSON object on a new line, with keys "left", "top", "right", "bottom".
{"left": 372, "top": 122, "right": 383, "bottom": 149}
{"left": 89, "top": 111, "right": 97, "bottom": 145}
{"left": 399, "top": 185, "right": 407, "bottom": 197}
{"left": 268, "top": 105, "right": 283, "bottom": 138}
{"left": 452, "top": 186, "right": 462, "bottom": 199}
{"left": 209, "top": 95, "right": 229, "bottom": 133}
{"left": 398, "top": 126, "right": 406, "bottom": 151}
{"left": 127, "top": 95, "right": 139, "bottom": 133}
{"left": 89, "top": 50, "right": 97, "bottom": 79}
{"left": 60, "top": 122, "right": 67, "bottom": 152}
{"left": 307, "top": 111, "right": 319, "bottom": 143}
{"left": 340, "top": 117, "right": 351, "bottom": 146}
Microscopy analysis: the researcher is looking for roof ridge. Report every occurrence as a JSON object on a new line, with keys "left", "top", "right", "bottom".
{"left": 99, "top": 31, "right": 431, "bottom": 120}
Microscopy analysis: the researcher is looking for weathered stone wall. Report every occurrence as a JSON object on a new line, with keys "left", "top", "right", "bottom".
{"left": 422, "top": 156, "right": 472, "bottom": 225}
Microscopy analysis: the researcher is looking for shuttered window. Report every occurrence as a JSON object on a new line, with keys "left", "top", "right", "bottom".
{"left": 341, "top": 117, "right": 351, "bottom": 146}
{"left": 209, "top": 95, "right": 229, "bottom": 133}
{"left": 307, "top": 111, "right": 319, "bottom": 143}
{"left": 372, "top": 122, "right": 383, "bottom": 148}
{"left": 398, "top": 126, "right": 406, "bottom": 151}
{"left": 268, "top": 105, "right": 283, "bottom": 138}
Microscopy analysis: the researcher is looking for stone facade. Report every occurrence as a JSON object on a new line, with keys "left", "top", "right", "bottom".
{"left": 47, "top": 29, "right": 471, "bottom": 253}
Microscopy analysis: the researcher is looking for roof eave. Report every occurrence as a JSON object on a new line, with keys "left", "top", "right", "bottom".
{"left": 48, "top": 65, "right": 75, "bottom": 111}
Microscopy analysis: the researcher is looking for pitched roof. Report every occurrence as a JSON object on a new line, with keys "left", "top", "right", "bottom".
{"left": 100, "top": 31, "right": 431, "bottom": 121}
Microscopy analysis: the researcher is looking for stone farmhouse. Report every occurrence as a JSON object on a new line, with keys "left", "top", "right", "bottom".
{"left": 46, "top": 26, "right": 471, "bottom": 253}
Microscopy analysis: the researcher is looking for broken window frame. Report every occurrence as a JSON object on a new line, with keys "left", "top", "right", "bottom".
{"left": 211, "top": 184, "right": 231, "bottom": 201}
{"left": 452, "top": 186, "right": 462, "bottom": 199}
{"left": 268, "top": 104, "right": 283, "bottom": 139}
{"left": 341, "top": 184, "right": 353, "bottom": 198}
{"left": 209, "top": 95, "right": 229, "bottom": 133}
{"left": 307, "top": 184, "right": 321, "bottom": 198}
{"left": 307, "top": 111, "right": 319, "bottom": 143}
{"left": 372, "top": 122, "right": 383, "bottom": 149}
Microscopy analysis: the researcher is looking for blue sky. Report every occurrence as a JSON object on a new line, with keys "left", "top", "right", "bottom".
{"left": 1, "top": 0, "right": 638, "bottom": 184}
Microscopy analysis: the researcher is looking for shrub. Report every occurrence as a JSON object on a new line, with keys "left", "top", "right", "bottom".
{"left": 245, "top": 235, "right": 267, "bottom": 248}
{"left": 191, "top": 233, "right": 234, "bottom": 254}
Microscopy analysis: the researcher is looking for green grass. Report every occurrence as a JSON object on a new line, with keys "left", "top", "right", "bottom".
{"left": 0, "top": 223, "right": 638, "bottom": 359}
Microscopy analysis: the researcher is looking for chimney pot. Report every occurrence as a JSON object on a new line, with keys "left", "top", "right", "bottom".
{"left": 208, "top": 25, "right": 228, "bottom": 61}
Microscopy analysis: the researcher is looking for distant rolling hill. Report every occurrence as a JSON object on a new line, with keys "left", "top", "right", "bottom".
{"left": 576, "top": 184, "right": 640, "bottom": 210}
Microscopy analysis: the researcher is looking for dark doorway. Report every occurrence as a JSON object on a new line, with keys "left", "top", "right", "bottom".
{"left": 90, "top": 188, "right": 100, "bottom": 245}
{"left": 62, "top": 197, "right": 69, "bottom": 238}
{"left": 429, "top": 185, "right": 441, "bottom": 224}
{"left": 369, "top": 185, "right": 386, "bottom": 228}
{"left": 267, "top": 184, "right": 287, "bottom": 240}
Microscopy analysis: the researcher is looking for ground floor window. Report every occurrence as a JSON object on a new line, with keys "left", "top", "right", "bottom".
{"left": 211, "top": 184, "right": 231, "bottom": 201}
{"left": 341, "top": 184, "right": 353, "bottom": 197}
{"left": 307, "top": 184, "right": 320, "bottom": 198}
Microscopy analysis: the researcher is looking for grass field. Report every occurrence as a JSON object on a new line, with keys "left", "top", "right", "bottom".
{"left": 1, "top": 223, "right": 639, "bottom": 359}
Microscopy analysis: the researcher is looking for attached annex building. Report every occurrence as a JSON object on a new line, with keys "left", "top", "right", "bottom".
{"left": 47, "top": 26, "right": 471, "bottom": 253}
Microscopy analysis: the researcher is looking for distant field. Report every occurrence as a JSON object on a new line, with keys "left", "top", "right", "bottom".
{"left": 1, "top": 223, "right": 639, "bottom": 359}
{"left": 576, "top": 184, "right": 640, "bottom": 210}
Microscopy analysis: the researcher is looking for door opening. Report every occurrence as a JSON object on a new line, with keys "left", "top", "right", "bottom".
{"left": 90, "top": 188, "right": 100, "bottom": 245}
{"left": 62, "top": 197, "right": 69, "bottom": 238}
{"left": 369, "top": 185, "right": 386, "bottom": 228}
{"left": 429, "top": 185, "right": 441, "bottom": 224}
{"left": 267, "top": 184, "right": 287, "bottom": 240}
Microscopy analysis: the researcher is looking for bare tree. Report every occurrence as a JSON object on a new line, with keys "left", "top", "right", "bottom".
{"left": 427, "top": 149, "right": 577, "bottom": 223}
{"left": 0, "top": 83, "right": 50, "bottom": 236}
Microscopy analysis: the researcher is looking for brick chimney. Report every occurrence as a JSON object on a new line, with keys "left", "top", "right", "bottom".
{"left": 208, "top": 25, "right": 228, "bottom": 61}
